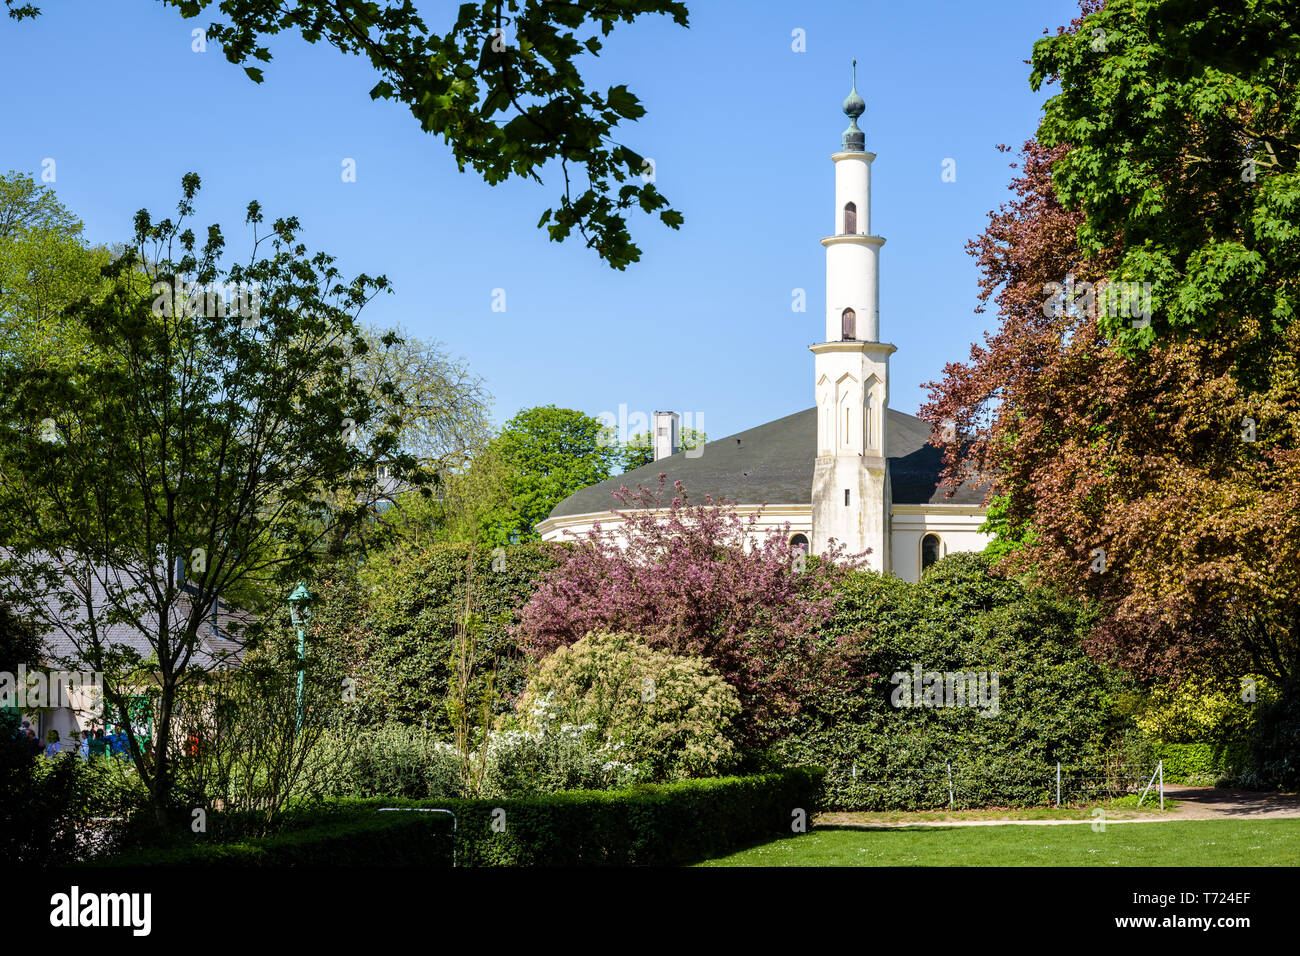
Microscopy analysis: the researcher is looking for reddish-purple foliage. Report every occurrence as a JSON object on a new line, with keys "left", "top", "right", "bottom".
{"left": 517, "top": 479, "right": 861, "bottom": 743}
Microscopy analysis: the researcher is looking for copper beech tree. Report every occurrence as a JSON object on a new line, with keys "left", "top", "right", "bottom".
{"left": 922, "top": 139, "right": 1300, "bottom": 686}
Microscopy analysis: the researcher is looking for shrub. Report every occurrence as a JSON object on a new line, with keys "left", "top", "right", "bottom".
{"left": 1237, "top": 686, "right": 1300, "bottom": 791}
{"left": 478, "top": 721, "right": 639, "bottom": 798}
{"left": 1154, "top": 741, "right": 1251, "bottom": 785}
{"left": 0, "top": 710, "right": 150, "bottom": 864}
{"left": 518, "top": 481, "right": 854, "bottom": 744}
{"left": 103, "top": 811, "right": 458, "bottom": 867}
{"left": 355, "top": 542, "right": 556, "bottom": 730}
{"left": 102, "top": 768, "right": 825, "bottom": 867}
{"left": 775, "top": 552, "right": 1133, "bottom": 810}
{"left": 513, "top": 631, "right": 742, "bottom": 781}
{"left": 1129, "top": 674, "right": 1273, "bottom": 745}
{"left": 169, "top": 596, "right": 356, "bottom": 833}
{"left": 314, "top": 717, "right": 641, "bottom": 802}
{"left": 314, "top": 723, "right": 464, "bottom": 800}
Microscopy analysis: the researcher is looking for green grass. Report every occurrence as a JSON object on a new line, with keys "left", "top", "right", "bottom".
{"left": 698, "top": 819, "right": 1300, "bottom": 867}
{"left": 818, "top": 794, "right": 1180, "bottom": 825}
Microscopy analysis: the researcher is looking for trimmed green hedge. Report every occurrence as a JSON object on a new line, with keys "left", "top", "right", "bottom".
{"left": 1155, "top": 741, "right": 1251, "bottom": 784}
{"left": 103, "top": 811, "right": 458, "bottom": 866}
{"left": 100, "top": 768, "right": 824, "bottom": 867}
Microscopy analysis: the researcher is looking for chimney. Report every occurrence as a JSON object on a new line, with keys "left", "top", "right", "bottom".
{"left": 652, "top": 411, "right": 680, "bottom": 461}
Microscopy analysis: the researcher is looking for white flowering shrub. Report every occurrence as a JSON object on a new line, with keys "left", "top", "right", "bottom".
{"left": 513, "top": 632, "right": 742, "bottom": 782}
{"left": 478, "top": 702, "right": 641, "bottom": 798}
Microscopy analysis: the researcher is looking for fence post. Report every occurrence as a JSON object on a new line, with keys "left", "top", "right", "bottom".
{"left": 1137, "top": 761, "right": 1161, "bottom": 809}
{"left": 1056, "top": 762, "right": 1061, "bottom": 808}
{"left": 946, "top": 762, "right": 954, "bottom": 809}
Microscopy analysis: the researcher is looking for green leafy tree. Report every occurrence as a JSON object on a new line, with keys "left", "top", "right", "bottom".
{"left": 0, "top": 172, "right": 111, "bottom": 370}
{"left": 6, "top": 1, "right": 688, "bottom": 269}
{"left": 1031, "top": 0, "right": 1300, "bottom": 349}
{"left": 353, "top": 542, "right": 556, "bottom": 731}
{"left": 371, "top": 438, "right": 512, "bottom": 550}
{"left": 777, "top": 552, "right": 1127, "bottom": 810}
{"left": 0, "top": 173, "right": 425, "bottom": 822}
{"left": 486, "top": 405, "right": 620, "bottom": 545}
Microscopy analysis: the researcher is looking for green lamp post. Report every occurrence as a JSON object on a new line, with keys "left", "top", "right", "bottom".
{"left": 287, "top": 583, "right": 312, "bottom": 732}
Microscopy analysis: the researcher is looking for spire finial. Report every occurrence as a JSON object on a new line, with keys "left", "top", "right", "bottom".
{"left": 841, "top": 58, "right": 866, "bottom": 151}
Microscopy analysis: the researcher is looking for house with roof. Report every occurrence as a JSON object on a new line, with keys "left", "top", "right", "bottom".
{"left": 5, "top": 559, "right": 249, "bottom": 746}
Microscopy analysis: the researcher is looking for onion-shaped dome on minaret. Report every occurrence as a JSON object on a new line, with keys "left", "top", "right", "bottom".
{"left": 842, "top": 59, "right": 865, "bottom": 152}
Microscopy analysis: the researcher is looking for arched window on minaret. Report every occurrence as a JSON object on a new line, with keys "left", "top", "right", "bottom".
{"left": 922, "top": 533, "right": 943, "bottom": 574}
{"left": 844, "top": 201, "right": 857, "bottom": 235}
{"left": 841, "top": 308, "right": 856, "bottom": 341}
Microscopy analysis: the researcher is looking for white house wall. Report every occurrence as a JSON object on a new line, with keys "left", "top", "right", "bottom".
{"left": 889, "top": 505, "right": 993, "bottom": 583}
{"left": 537, "top": 505, "right": 813, "bottom": 552}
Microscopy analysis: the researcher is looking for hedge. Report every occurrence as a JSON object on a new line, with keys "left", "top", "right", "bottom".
{"left": 776, "top": 554, "right": 1126, "bottom": 810}
{"left": 99, "top": 768, "right": 824, "bottom": 867}
{"left": 355, "top": 542, "right": 556, "bottom": 731}
{"left": 102, "top": 811, "right": 459, "bottom": 867}
{"left": 1155, "top": 741, "right": 1251, "bottom": 784}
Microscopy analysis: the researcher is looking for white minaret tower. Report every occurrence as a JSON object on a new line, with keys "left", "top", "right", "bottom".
{"left": 810, "top": 62, "right": 894, "bottom": 571}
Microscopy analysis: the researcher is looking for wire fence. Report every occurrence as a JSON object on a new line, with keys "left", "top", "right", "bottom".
{"left": 828, "top": 761, "right": 1163, "bottom": 811}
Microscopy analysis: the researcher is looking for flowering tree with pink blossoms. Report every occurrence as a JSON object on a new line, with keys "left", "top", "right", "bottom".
{"left": 517, "top": 479, "right": 862, "bottom": 744}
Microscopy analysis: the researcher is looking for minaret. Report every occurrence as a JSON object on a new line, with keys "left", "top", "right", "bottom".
{"left": 810, "top": 61, "right": 894, "bottom": 571}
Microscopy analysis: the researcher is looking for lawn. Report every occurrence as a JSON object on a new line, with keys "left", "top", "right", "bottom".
{"left": 698, "top": 819, "right": 1300, "bottom": 866}
{"left": 817, "top": 793, "right": 1180, "bottom": 825}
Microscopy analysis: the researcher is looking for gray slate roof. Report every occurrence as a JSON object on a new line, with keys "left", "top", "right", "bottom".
{"left": 549, "top": 407, "right": 988, "bottom": 519}
{"left": 3, "top": 558, "right": 251, "bottom": 671}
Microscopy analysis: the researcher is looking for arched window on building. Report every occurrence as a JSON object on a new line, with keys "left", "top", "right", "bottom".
{"left": 921, "top": 533, "right": 942, "bottom": 574}
{"left": 844, "top": 201, "right": 857, "bottom": 235}
{"left": 842, "top": 307, "right": 856, "bottom": 341}
{"left": 789, "top": 533, "right": 809, "bottom": 554}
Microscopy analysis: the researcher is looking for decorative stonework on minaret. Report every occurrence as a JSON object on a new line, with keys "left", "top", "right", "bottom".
{"left": 810, "top": 62, "right": 895, "bottom": 572}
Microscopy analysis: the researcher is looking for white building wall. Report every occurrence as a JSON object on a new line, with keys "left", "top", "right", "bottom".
{"left": 537, "top": 505, "right": 813, "bottom": 552}
{"left": 889, "top": 505, "right": 993, "bottom": 583}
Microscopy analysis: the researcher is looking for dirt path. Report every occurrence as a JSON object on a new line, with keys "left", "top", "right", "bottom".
{"left": 1161, "top": 785, "right": 1300, "bottom": 820}
{"left": 817, "top": 786, "right": 1300, "bottom": 828}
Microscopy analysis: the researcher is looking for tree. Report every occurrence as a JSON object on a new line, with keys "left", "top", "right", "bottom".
{"left": 517, "top": 480, "right": 854, "bottom": 744}
{"left": 1030, "top": 0, "right": 1300, "bottom": 350}
{"left": 353, "top": 542, "right": 554, "bottom": 731}
{"left": 0, "top": 172, "right": 111, "bottom": 371}
{"left": 370, "top": 438, "right": 512, "bottom": 550}
{"left": 0, "top": 600, "right": 42, "bottom": 675}
{"left": 617, "top": 426, "right": 707, "bottom": 472}
{"left": 6, "top": 1, "right": 688, "bottom": 269}
{"left": 922, "top": 136, "right": 1300, "bottom": 687}
{"left": 485, "top": 405, "right": 621, "bottom": 545}
{"left": 0, "top": 173, "right": 426, "bottom": 823}
{"left": 777, "top": 552, "right": 1124, "bottom": 811}
{"left": 349, "top": 326, "right": 490, "bottom": 472}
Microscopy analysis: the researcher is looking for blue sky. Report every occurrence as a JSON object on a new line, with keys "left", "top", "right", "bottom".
{"left": 0, "top": 0, "right": 1082, "bottom": 441}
